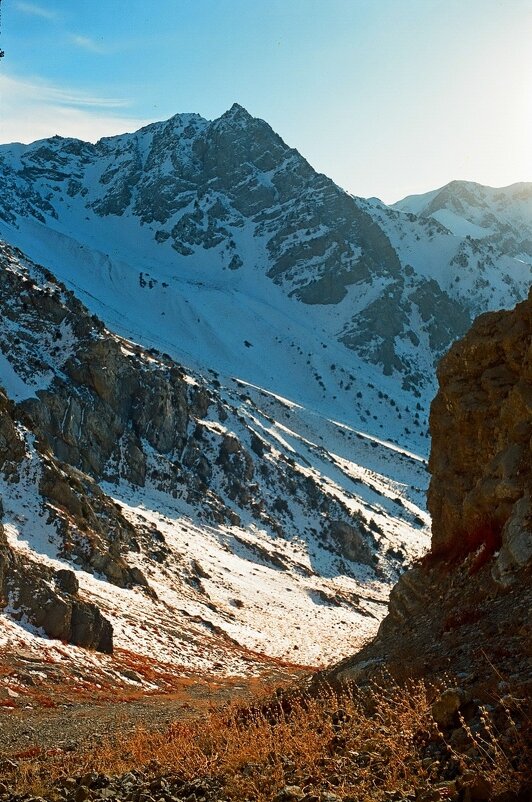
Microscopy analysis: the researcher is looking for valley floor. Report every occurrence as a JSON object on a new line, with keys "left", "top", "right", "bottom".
{"left": 0, "top": 633, "right": 309, "bottom": 759}
{"left": 0, "top": 663, "right": 303, "bottom": 759}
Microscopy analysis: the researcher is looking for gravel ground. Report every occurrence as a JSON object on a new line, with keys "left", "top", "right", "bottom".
{"left": 0, "top": 662, "right": 304, "bottom": 758}
{"left": 1, "top": 695, "right": 199, "bottom": 756}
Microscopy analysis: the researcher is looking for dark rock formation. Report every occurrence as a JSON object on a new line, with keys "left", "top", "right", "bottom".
{"left": 321, "top": 292, "right": 531, "bottom": 709}
{"left": 12, "top": 565, "right": 113, "bottom": 653}
{"left": 0, "top": 389, "right": 113, "bottom": 652}
{"left": 0, "top": 521, "right": 12, "bottom": 608}
{"left": 428, "top": 288, "right": 531, "bottom": 571}
{"left": 55, "top": 568, "right": 80, "bottom": 595}
{"left": 328, "top": 520, "right": 375, "bottom": 565}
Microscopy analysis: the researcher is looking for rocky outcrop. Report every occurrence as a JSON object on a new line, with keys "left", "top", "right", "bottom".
{"left": 0, "top": 250, "right": 188, "bottom": 485}
{"left": 428, "top": 288, "right": 531, "bottom": 573}
{"left": 8, "top": 559, "right": 113, "bottom": 653}
{"left": 0, "top": 373, "right": 149, "bottom": 595}
{"left": 328, "top": 520, "right": 375, "bottom": 566}
{"left": 0, "top": 389, "right": 114, "bottom": 652}
{"left": 0, "top": 520, "right": 12, "bottom": 608}
{"left": 0, "top": 391, "right": 26, "bottom": 470}
{"left": 321, "top": 293, "right": 531, "bottom": 718}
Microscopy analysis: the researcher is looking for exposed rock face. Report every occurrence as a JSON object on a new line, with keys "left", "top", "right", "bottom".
{"left": 0, "top": 247, "right": 187, "bottom": 486}
{"left": 328, "top": 520, "right": 375, "bottom": 566}
{"left": 9, "top": 559, "right": 113, "bottom": 653}
{"left": 0, "top": 391, "right": 113, "bottom": 652}
{"left": 428, "top": 288, "right": 531, "bottom": 570}
{"left": 0, "top": 519, "right": 11, "bottom": 609}
{"left": 55, "top": 568, "right": 79, "bottom": 595}
{"left": 322, "top": 293, "right": 531, "bottom": 710}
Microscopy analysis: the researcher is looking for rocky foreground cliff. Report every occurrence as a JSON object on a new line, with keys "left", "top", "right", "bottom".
{"left": 428, "top": 291, "right": 531, "bottom": 572}
{"left": 325, "top": 288, "right": 531, "bottom": 728}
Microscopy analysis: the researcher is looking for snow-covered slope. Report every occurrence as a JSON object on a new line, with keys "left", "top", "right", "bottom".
{"left": 0, "top": 107, "right": 530, "bottom": 685}
{"left": 394, "top": 180, "right": 532, "bottom": 262}
{"left": 0, "top": 242, "right": 427, "bottom": 682}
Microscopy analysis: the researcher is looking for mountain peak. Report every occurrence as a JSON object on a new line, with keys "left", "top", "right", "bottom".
{"left": 217, "top": 103, "right": 255, "bottom": 127}
{"left": 226, "top": 102, "right": 252, "bottom": 117}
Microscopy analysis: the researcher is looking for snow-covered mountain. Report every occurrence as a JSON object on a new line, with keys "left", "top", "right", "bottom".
{"left": 0, "top": 105, "right": 529, "bottom": 431}
{"left": 394, "top": 180, "right": 532, "bottom": 260}
{"left": 0, "top": 241, "right": 427, "bottom": 685}
{"left": 0, "top": 105, "right": 530, "bottom": 688}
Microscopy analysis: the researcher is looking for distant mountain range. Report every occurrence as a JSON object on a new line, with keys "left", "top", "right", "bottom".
{"left": 1, "top": 105, "right": 529, "bottom": 419}
{"left": 394, "top": 179, "right": 532, "bottom": 255}
{"left": 0, "top": 105, "right": 530, "bottom": 679}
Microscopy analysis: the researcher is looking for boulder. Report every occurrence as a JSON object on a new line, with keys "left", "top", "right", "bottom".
{"left": 55, "top": 568, "right": 79, "bottom": 595}
{"left": 4, "top": 553, "right": 113, "bottom": 653}
{"left": 71, "top": 602, "right": 113, "bottom": 653}
{"left": 431, "top": 687, "right": 465, "bottom": 728}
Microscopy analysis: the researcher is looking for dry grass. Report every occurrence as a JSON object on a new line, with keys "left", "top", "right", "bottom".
{"left": 6, "top": 677, "right": 531, "bottom": 800}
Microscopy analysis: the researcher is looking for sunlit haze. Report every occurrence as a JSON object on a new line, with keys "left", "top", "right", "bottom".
{"left": 1, "top": 0, "right": 531, "bottom": 202}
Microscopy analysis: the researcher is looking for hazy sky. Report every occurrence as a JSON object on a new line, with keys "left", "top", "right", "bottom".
{"left": 1, "top": 0, "right": 531, "bottom": 202}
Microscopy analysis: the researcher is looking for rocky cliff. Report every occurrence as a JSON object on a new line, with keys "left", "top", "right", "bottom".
{"left": 428, "top": 289, "right": 531, "bottom": 575}
{"left": 0, "top": 390, "right": 114, "bottom": 652}
{"left": 325, "top": 290, "right": 531, "bottom": 703}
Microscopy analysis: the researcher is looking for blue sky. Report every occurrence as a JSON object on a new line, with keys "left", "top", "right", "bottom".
{"left": 1, "top": 0, "right": 531, "bottom": 202}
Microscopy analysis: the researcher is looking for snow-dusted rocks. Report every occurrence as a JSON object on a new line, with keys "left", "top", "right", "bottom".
{"left": 0, "top": 107, "right": 529, "bottom": 419}
{"left": 0, "top": 242, "right": 428, "bottom": 672}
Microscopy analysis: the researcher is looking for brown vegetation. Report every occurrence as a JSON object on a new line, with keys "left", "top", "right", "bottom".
{"left": 4, "top": 676, "right": 530, "bottom": 801}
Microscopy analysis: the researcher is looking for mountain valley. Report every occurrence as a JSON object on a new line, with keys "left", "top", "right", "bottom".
{"left": 0, "top": 105, "right": 530, "bottom": 800}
